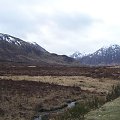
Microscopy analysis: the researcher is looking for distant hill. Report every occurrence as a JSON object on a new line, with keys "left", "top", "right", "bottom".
{"left": 70, "top": 51, "right": 83, "bottom": 59}
{"left": 71, "top": 45, "right": 120, "bottom": 66}
{"left": 0, "top": 33, "right": 78, "bottom": 66}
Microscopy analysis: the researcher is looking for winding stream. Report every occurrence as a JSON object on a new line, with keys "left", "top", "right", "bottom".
{"left": 34, "top": 101, "right": 76, "bottom": 120}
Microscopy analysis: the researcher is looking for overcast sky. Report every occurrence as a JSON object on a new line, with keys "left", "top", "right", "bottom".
{"left": 0, "top": 0, "right": 120, "bottom": 55}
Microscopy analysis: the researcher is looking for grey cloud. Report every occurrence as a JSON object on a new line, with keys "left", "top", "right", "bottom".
{"left": 0, "top": 7, "right": 37, "bottom": 38}
{"left": 53, "top": 13, "right": 93, "bottom": 31}
{"left": 34, "top": 13, "right": 95, "bottom": 42}
{"left": 0, "top": 0, "right": 108, "bottom": 55}
{"left": 35, "top": 13, "right": 94, "bottom": 33}
{"left": 0, "top": 0, "right": 94, "bottom": 38}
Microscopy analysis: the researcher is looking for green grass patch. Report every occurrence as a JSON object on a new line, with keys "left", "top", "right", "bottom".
{"left": 85, "top": 97, "right": 120, "bottom": 120}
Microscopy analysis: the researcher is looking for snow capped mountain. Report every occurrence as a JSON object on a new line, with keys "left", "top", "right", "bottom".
{"left": 0, "top": 33, "right": 47, "bottom": 53}
{"left": 1, "top": 33, "right": 120, "bottom": 66}
{"left": 0, "top": 33, "right": 24, "bottom": 46}
{"left": 80, "top": 44, "right": 120, "bottom": 65}
{"left": 88, "top": 44, "right": 120, "bottom": 59}
{"left": 70, "top": 51, "right": 83, "bottom": 59}
{"left": 0, "top": 33, "right": 77, "bottom": 65}
{"left": 0, "top": 33, "right": 36, "bottom": 46}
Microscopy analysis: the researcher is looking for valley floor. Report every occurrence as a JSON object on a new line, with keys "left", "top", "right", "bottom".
{"left": 0, "top": 65, "right": 120, "bottom": 120}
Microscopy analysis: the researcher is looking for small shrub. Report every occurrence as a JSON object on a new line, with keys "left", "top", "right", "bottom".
{"left": 68, "top": 103, "right": 89, "bottom": 119}
{"left": 0, "top": 108, "right": 5, "bottom": 117}
{"left": 106, "top": 84, "right": 120, "bottom": 101}
{"left": 55, "top": 103, "right": 89, "bottom": 120}
{"left": 54, "top": 96, "right": 107, "bottom": 120}
{"left": 34, "top": 104, "right": 43, "bottom": 112}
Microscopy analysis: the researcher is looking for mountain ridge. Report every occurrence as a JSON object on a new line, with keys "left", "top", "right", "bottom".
{"left": 71, "top": 44, "right": 120, "bottom": 65}
{"left": 0, "top": 33, "right": 78, "bottom": 66}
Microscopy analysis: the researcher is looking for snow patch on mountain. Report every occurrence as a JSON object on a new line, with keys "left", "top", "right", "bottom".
{"left": 80, "top": 44, "right": 120, "bottom": 65}
{"left": 0, "top": 33, "right": 22, "bottom": 45}
{"left": 0, "top": 33, "right": 39, "bottom": 47}
{"left": 70, "top": 51, "right": 84, "bottom": 59}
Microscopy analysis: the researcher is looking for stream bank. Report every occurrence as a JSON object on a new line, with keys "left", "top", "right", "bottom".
{"left": 33, "top": 101, "right": 76, "bottom": 120}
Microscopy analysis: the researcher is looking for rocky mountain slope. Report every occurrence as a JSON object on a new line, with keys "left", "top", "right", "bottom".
{"left": 71, "top": 45, "right": 120, "bottom": 65}
{"left": 0, "top": 33, "right": 77, "bottom": 65}
{"left": 75, "top": 45, "right": 120, "bottom": 65}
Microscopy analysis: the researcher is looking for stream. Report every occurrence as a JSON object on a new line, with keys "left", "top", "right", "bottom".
{"left": 34, "top": 101, "right": 76, "bottom": 120}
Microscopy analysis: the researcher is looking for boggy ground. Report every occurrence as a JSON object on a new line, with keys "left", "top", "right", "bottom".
{"left": 0, "top": 79, "right": 85, "bottom": 120}
{"left": 0, "top": 65, "right": 120, "bottom": 79}
{"left": 0, "top": 65, "right": 120, "bottom": 120}
{"left": 0, "top": 76, "right": 119, "bottom": 94}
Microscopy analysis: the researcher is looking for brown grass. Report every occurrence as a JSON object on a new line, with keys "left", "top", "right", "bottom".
{"left": 0, "top": 79, "right": 84, "bottom": 120}
{"left": 0, "top": 66, "right": 120, "bottom": 120}
{"left": 0, "top": 75, "right": 119, "bottom": 93}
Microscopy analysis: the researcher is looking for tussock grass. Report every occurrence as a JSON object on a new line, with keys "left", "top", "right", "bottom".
{"left": 0, "top": 75, "right": 120, "bottom": 93}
